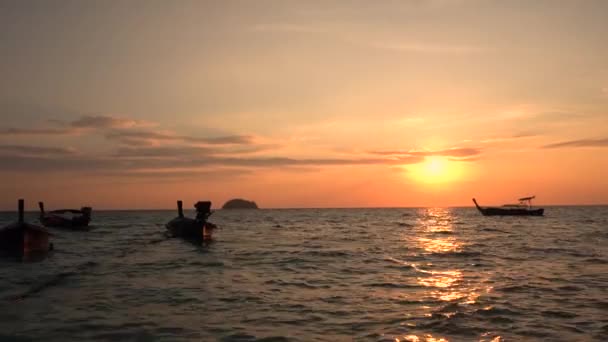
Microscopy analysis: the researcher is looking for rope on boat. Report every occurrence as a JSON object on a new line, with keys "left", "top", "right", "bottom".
{"left": 6, "top": 234, "right": 172, "bottom": 303}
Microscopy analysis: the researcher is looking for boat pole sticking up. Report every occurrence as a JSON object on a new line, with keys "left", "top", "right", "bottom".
{"left": 18, "top": 199, "right": 24, "bottom": 224}
{"left": 177, "top": 200, "right": 184, "bottom": 218}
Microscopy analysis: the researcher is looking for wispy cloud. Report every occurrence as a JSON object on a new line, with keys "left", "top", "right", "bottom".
{"left": 113, "top": 144, "right": 280, "bottom": 158}
{"left": 103, "top": 168, "right": 253, "bottom": 180}
{"left": 1, "top": 114, "right": 151, "bottom": 135}
{"left": 105, "top": 130, "right": 255, "bottom": 146}
{"left": 251, "top": 24, "right": 327, "bottom": 34}
{"left": 448, "top": 156, "right": 481, "bottom": 162}
{"left": 369, "top": 147, "right": 482, "bottom": 158}
{"left": 542, "top": 137, "right": 608, "bottom": 149}
{"left": 1, "top": 115, "right": 254, "bottom": 147}
{"left": 250, "top": 23, "right": 484, "bottom": 54}
{"left": 367, "top": 41, "right": 483, "bottom": 54}
{"left": 0, "top": 127, "right": 76, "bottom": 135}
{"left": 0, "top": 150, "right": 424, "bottom": 173}
{"left": 70, "top": 115, "right": 152, "bottom": 129}
{"left": 0, "top": 144, "right": 76, "bottom": 156}
{"left": 113, "top": 146, "right": 214, "bottom": 158}
{"left": 479, "top": 132, "right": 539, "bottom": 143}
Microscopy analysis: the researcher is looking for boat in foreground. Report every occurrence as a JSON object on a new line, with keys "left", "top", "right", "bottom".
{"left": 0, "top": 199, "right": 52, "bottom": 258}
{"left": 473, "top": 196, "right": 544, "bottom": 216}
{"left": 166, "top": 200, "right": 217, "bottom": 242}
{"left": 39, "top": 202, "right": 92, "bottom": 229}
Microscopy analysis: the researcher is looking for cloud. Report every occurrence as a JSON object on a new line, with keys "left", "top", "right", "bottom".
{"left": 251, "top": 24, "right": 327, "bottom": 34}
{"left": 369, "top": 147, "right": 481, "bottom": 158}
{"left": 103, "top": 168, "right": 253, "bottom": 180}
{"left": 367, "top": 41, "right": 484, "bottom": 54}
{"left": 478, "top": 132, "right": 540, "bottom": 144}
{"left": 105, "top": 130, "right": 255, "bottom": 146}
{"left": 199, "top": 135, "right": 254, "bottom": 145}
{"left": 113, "top": 144, "right": 279, "bottom": 158}
{"left": 0, "top": 144, "right": 76, "bottom": 156}
{"left": 70, "top": 115, "right": 151, "bottom": 129}
{"left": 542, "top": 137, "right": 608, "bottom": 149}
{"left": 251, "top": 23, "right": 484, "bottom": 55}
{"left": 448, "top": 156, "right": 481, "bottom": 162}
{"left": 0, "top": 114, "right": 150, "bottom": 135}
{"left": 0, "top": 152, "right": 423, "bottom": 173}
{"left": 113, "top": 146, "right": 214, "bottom": 158}
{"left": 0, "top": 127, "right": 76, "bottom": 135}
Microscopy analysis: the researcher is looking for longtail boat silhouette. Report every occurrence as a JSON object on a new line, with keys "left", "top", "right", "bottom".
{"left": 166, "top": 200, "right": 217, "bottom": 242}
{"left": 39, "top": 202, "right": 92, "bottom": 229}
{"left": 0, "top": 199, "right": 52, "bottom": 258}
{"left": 473, "top": 196, "right": 544, "bottom": 216}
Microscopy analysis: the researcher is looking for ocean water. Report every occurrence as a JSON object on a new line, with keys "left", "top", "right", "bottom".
{"left": 0, "top": 207, "right": 607, "bottom": 341}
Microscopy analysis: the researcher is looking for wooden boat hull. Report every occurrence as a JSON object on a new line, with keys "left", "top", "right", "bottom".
{"left": 473, "top": 198, "right": 544, "bottom": 216}
{"left": 166, "top": 217, "right": 214, "bottom": 241}
{"left": 477, "top": 207, "right": 544, "bottom": 216}
{"left": 0, "top": 223, "right": 51, "bottom": 256}
{"left": 40, "top": 215, "right": 91, "bottom": 229}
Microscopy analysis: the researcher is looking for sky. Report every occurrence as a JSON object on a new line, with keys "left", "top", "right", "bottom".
{"left": 1, "top": 0, "right": 607, "bottom": 209}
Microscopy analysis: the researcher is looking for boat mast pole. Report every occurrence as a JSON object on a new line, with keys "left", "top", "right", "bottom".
{"left": 18, "top": 199, "right": 24, "bottom": 223}
{"left": 177, "top": 200, "right": 184, "bottom": 218}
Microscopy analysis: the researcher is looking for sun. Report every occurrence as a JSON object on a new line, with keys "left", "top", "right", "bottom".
{"left": 408, "top": 156, "right": 463, "bottom": 184}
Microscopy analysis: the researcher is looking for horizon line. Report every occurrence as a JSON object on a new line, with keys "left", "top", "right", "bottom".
{"left": 2, "top": 203, "right": 607, "bottom": 212}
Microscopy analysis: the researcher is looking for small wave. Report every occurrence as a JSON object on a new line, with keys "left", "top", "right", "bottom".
{"left": 7, "top": 261, "right": 98, "bottom": 302}
{"left": 474, "top": 306, "right": 522, "bottom": 317}
{"left": 366, "top": 282, "right": 423, "bottom": 289}
{"left": 428, "top": 251, "right": 482, "bottom": 258}
{"left": 514, "top": 329, "right": 553, "bottom": 338}
{"left": 264, "top": 279, "right": 328, "bottom": 289}
{"left": 187, "top": 261, "right": 224, "bottom": 267}
{"left": 417, "top": 318, "right": 487, "bottom": 337}
{"left": 498, "top": 284, "right": 536, "bottom": 293}
{"left": 220, "top": 333, "right": 258, "bottom": 342}
{"left": 431, "top": 230, "right": 454, "bottom": 235}
{"left": 302, "top": 250, "right": 350, "bottom": 258}
{"left": 396, "top": 222, "right": 413, "bottom": 227}
{"left": 541, "top": 310, "right": 578, "bottom": 319}
{"left": 481, "top": 228, "right": 508, "bottom": 233}
{"left": 584, "top": 257, "right": 608, "bottom": 264}
{"left": 384, "top": 257, "right": 415, "bottom": 269}
{"left": 593, "top": 301, "right": 608, "bottom": 309}
{"left": 557, "top": 285, "right": 585, "bottom": 292}
{"left": 256, "top": 337, "right": 292, "bottom": 342}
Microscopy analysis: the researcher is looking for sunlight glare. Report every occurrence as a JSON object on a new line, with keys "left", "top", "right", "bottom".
{"left": 408, "top": 156, "right": 464, "bottom": 184}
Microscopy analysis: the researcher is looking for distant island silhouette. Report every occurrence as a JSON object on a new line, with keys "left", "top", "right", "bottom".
{"left": 222, "top": 199, "right": 259, "bottom": 209}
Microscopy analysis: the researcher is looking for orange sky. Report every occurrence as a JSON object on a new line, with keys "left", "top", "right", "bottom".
{"left": 1, "top": 1, "right": 608, "bottom": 209}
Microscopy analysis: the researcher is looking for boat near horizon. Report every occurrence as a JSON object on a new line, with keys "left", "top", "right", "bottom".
{"left": 473, "top": 196, "right": 544, "bottom": 216}
{"left": 39, "top": 202, "right": 92, "bottom": 229}
{"left": 165, "top": 200, "right": 217, "bottom": 242}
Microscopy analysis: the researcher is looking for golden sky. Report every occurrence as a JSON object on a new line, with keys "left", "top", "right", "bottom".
{"left": 1, "top": 0, "right": 607, "bottom": 209}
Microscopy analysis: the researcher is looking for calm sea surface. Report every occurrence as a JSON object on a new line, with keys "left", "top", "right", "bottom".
{"left": 0, "top": 207, "right": 607, "bottom": 341}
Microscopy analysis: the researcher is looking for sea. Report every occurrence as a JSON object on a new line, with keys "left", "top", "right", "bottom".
{"left": 0, "top": 207, "right": 607, "bottom": 341}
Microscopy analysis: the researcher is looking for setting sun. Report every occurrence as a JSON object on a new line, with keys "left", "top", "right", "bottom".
{"left": 409, "top": 157, "right": 464, "bottom": 184}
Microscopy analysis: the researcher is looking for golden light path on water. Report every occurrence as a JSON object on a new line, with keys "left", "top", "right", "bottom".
{"left": 392, "top": 208, "right": 498, "bottom": 342}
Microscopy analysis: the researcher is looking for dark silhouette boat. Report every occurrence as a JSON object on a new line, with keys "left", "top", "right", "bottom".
{"left": 473, "top": 196, "right": 544, "bottom": 216}
{"left": 166, "top": 200, "right": 217, "bottom": 241}
{"left": 0, "top": 199, "right": 52, "bottom": 257}
{"left": 38, "top": 202, "right": 92, "bottom": 229}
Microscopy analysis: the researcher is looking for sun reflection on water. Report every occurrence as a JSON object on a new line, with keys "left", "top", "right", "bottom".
{"left": 389, "top": 208, "right": 497, "bottom": 341}
{"left": 417, "top": 237, "right": 461, "bottom": 254}
{"left": 395, "top": 334, "right": 449, "bottom": 342}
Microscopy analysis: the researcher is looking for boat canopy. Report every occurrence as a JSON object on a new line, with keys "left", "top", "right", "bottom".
{"left": 518, "top": 196, "right": 535, "bottom": 201}
{"left": 49, "top": 209, "right": 86, "bottom": 214}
